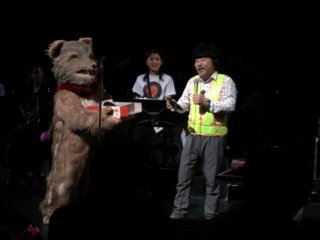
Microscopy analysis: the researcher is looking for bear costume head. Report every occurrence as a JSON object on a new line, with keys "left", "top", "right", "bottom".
{"left": 47, "top": 37, "right": 100, "bottom": 97}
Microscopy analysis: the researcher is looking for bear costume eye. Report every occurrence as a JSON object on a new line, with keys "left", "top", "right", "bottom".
{"left": 69, "top": 53, "right": 79, "bottom": 60}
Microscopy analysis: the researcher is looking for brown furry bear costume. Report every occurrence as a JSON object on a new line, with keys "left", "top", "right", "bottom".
{"left": 39, "top": 37, "right": 120, "bottom": 225}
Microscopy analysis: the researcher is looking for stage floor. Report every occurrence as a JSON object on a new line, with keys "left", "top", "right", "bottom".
{"left": 2, "top": 166, "right": 320, "bottom": 240}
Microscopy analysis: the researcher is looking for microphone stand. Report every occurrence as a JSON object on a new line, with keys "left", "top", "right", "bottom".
{"left": 98, "top": 56, "right": 106, "bottom": 141}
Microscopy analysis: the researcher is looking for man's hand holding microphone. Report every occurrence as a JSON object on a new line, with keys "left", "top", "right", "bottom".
{"left": 192, "top": 90, "right": 206, "bottom": 105}
{"left": 194, "top": 90, "right": 211, "bottom": 114}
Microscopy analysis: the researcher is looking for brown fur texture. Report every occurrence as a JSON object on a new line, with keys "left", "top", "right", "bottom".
{"left": 39, "top": 38, "right": 120, "bottom": 224}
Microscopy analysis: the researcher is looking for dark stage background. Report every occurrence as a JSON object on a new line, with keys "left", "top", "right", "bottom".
{"left": 1, "top": 0, "right": 319, "bottom": 209}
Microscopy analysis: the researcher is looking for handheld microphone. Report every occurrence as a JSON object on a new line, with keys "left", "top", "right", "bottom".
{"left": 167, "top": 97, "right": 183, "bottom": 110}
{"left": 194, "top": 78, "right": 199, "bottom": 94}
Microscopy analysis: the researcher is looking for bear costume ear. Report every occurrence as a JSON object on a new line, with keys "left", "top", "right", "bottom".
{"left": 79, "top": 37, "right": 92, "bottom": 45}
{"left": 46, "top": 40, "right": 66, "bottom": 59}
{"left": 79, "top": 37, "right": 92, "bottom": 47}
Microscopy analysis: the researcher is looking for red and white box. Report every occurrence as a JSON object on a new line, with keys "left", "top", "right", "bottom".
{"left": 113, "top": 101, "right": 142, "bottom": 119}
{"left": 86, "top": 100, "right": 142, "bottom": 120}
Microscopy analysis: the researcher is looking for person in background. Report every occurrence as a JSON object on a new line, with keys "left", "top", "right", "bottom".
{"left": 8, "top": 64, "right": 54, "bottom": 185}
{"left": 166, "top": 43, "right": 237, "bottom": 220}
{"left": 0, "top": 82, "right": 5, "bottom": 97}
{"left": 132, "top": 49, "right": 176, "bottom": 100}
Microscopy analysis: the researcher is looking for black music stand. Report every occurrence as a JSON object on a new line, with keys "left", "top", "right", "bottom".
{"left": 130, "top": 99, "right": 183, "bottom": 195}
{"left": 131, "top": 99, "right": 176, "bottom": 127}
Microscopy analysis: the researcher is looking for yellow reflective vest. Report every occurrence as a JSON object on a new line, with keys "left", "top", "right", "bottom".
{"left": 187, "top": 74, "right": 228, "bottom": 136}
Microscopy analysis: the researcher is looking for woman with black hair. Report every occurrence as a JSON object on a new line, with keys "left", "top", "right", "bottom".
{"left": 132, "top": 49, "right": 176, "bottom": 100}
{"left": 131, "top": 49, "right": 182, "bottom": 193}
